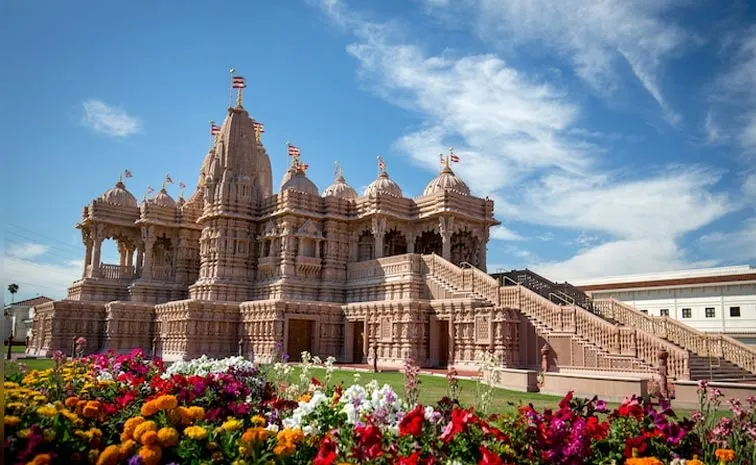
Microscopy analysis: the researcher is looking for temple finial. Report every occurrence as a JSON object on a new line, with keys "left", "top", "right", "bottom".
{"left": 377, "top": 155, "right": 386, "bottom": 173}
{"left": 178, "top": 181, "right": 186, "bottom": 199}
{"left": 334, "top": 160, "right": 342, "bottom": 179}
{"left": 231, "top": 72, "right": 246, "bottom": 108}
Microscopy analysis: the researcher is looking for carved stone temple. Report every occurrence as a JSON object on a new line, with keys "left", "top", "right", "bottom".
{"left": 28, "top": 95, "right": 756, "bottom": 381}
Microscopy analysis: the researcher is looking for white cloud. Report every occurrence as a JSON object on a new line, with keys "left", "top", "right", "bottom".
{"left": 533, "top": 238, "right": 716, "bottom": 281}
{"left": 698, "top": 218, "right": 756, "bottom": 262}
{"left": 7, "top": 243, "right": 49, "bottom": 260}
{"left": 81, "top": 99, "right": 142, "bottom": 137}
{"left": 2, "top": 257, "right": 82, "bottom": 300}
{"left": 744, "top": 172, "right": 756, "bottom": 204}
{"left": 490, "top": 226, "right": 522, "bottom": 241}
{"left": 468, "top": 0, "right": 690, "bottom": 124}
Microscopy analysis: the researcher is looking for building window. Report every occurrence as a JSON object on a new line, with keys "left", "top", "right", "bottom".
{"left": 705, "top": 307, "right": 716, "bottom": 318}
{"left": 660, "top": 309, "right": 669, "bottom": 317}
{"left": 640, "top": 309, "right": 648, "bottom": 314}
{"left": 682, "top": 308, "right": 692, "bottom": 319}
{"left": 730, "top": 307, "right": 741, "bottom": 317}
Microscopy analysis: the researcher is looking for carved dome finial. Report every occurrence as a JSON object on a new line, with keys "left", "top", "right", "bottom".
{"left": 424, "top": 149, "right": 469, "bottom": 196}
{"left": 364, "top": 156, "right": 403, "bottom": 197}
{"left": 324, "top": 162, "right": 358, "bottom": 200}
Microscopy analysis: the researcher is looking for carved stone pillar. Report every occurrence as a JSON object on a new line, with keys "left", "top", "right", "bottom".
{"left": 478, "top": 227, "right": 488, "bottom": 272}
{"left": 118, "top": 242, "right": 128, "bottom": 266}
{"left": 372, "top": 217, "right": 386, "bottom": 259}
{"left": 83, "top": 235, "right": 93, "bottom": 278}
{"left": 141, "top": 226, "right": 156, "bottom": 280}
{"left": 657, "top": 348, "right": 669, "bottom": 399}
{"left": 91, "top": 226, "right": 104, "bottom": 278}
{"left": 136, "top": 248, "right": 144, "bottom": 275}
{"left": 126, "top": 248, "right": 134, "bottom": 269}
{"left": 439, "top": 217, "right": 453, "bottom": 261}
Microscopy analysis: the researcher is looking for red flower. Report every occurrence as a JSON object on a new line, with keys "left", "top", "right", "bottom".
{"left": 311, "top": 377, "right": 322, "bottom": 387}
{"left": 478, "top": 446, "right": 504, "bottom": 465}
{"left": 313, "top": 435, "right": 337, "bottom": 465}
{"left": 585, "top": 416, "right": 609, "bottom": 440}
{"left": 353, "top": 424, "right": 384, "bottom": 460}
{"left": 558, "top": 391, "right": 574, "bottom": 410}
{"left": 624, "top": 435, "right": 648, "bottom": 458}
{"left": 440, "top": 407, "right": 476, "bottom": 443}
{"left": 399, "top": 405, "right": 425, "bottom": 437}
{"left": 398, "top": 452, "right": 422, "bottom": 465}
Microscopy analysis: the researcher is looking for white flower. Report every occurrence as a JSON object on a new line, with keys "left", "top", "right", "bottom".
{"left": 96, "top": 371, "right": 114, "bottom": 382}
{"left": 265, "top": 423, "right": 279, "bottom": 433}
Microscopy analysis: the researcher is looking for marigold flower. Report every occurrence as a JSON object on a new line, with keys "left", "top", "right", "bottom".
{"left": 64, "top": 397, "right": 80, "bottom": 408}
{"left": 6, "top": 402, "right": 25, "bottom": 410}
{"left": 82, "top": 401, "right": 100, "bottom": 418}
{"left": 184, "top": 425, "right": 208, "bottom": 440}
{"left": 141, "top": 430, "right": 160, "bottom": 446}
{"left": 187, "top": 406, "right": 205, "bottom": 420}
{"left": 61, "top": 409, "right": 82, "bottom": 425}
{"left": 138, "top": 444, "right": 162, "bottom": 465}
{"left": 95, "top": 445, "right": 120, "bottom": 465}
{"left": 4, "top": 416, "right": 21, "bottom": 427}
{"left": 133, "top": 420, "right": 158, "bottom": 442}
{"left": 238, "top": 445, "right": 251, "bottom": 457}
{"left": 626, "top": 459, "right": 664, "bottom": 465}
{"left": 157, "top": 426, "right": 179, "bottom": 447}
{"left": 18, "top": 429, "right": 31, "bottom": 439}
{"left": 28, "top": 453, "right": 52, "bottom": 465}
{"left": 222, "top": 418, "right": 243, "bottom": 432}
{"left": 250, "top": 415, "right": 266, "bottom": 427}
{"left": 242, "top": 427, "right": 269, "bottom": 443}
{"left": 42, "top": 429, "right": 55, "bottom": 442}
{"left": 298, "top": 393, "right": 313, "bottom": 403}
{"left": 37, "top": 405, "right": 57, "bottom": 417}
{"left": 123, "top": 416, "right": 146, "bottom": 437}
{"left": 119, "top": 439, "right": 137, "bottom": 457}
{"left": 155, "top": 395, "right": 178, "bottom": 410}
{"left": 140, "top": 401, "right": 159, "bottom": 417}
{"left": 715, "top": 449, "right": 736, "bottom": 463}
{"left": 687, "top": 456, "right": 704, "bottom": 465}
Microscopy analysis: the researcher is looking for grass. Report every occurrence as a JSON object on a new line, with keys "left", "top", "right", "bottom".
{"left": 5, "top": 358, "right": 55, "bottom": 372}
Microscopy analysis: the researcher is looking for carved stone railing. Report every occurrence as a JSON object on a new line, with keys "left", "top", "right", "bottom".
{"left": 348, "top": 254, "right": 422, "bottom": 281}
{"left": 594, "top": 298, "right": 756, "bottom": 375}
{"left": 98, "top": 264, "right": 135, "bottom": 281}
{"left": 423, "top": 254, "right": 691, "bottom": 378}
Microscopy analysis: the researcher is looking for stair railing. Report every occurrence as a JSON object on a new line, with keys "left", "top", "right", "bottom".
{"left": 595, "top": 298, "right": 756, "bottom": 375}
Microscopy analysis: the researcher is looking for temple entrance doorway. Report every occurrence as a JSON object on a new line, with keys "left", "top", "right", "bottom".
{"left": 415, "top": 230, "right": 442, "bottom": 255}
{"left": 286, "top": 319, "right": 314, "bottom": 361}
{"left": 438, "top": 320, "right": 449, "bottom": 367}
{"left": 351, "top": 321, "right": 365, "bottom": 363}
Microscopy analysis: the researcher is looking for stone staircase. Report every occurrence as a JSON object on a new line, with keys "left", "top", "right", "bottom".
{"left": 421, "top": 254, "right": 756, "bottom": 381}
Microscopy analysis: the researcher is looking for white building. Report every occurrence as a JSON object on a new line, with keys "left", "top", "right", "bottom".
{"left": 3, "top": 296, "right": 53, "bottom": 342}
{"left": 572, "top": 265, "right": 756, "bottom": 343}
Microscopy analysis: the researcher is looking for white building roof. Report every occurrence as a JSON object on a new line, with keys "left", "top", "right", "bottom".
{"left": 571, "top": 264, "right": 756, "bottom": 287}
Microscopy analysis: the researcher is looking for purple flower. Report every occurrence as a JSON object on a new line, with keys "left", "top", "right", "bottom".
{"left": 595, "top": 399, "right": 607, "bottom": 413}
{"left": 128, "top": 456, "right": 143, "bottom": 465}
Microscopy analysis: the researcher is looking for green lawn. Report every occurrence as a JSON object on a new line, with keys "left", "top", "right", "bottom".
{"left": 2, "top": 345, "right": 28, "bottom": 353}
{"left": 5, "top": 358, "right": 55, "bottom": 372}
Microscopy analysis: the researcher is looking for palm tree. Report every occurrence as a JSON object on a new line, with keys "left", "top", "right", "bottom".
{"left": 7, "top": 283, "right": 19, "bottom": 304}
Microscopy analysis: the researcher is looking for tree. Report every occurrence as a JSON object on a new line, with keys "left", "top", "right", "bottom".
{"left": 7, "top": 283, "right": 19, "bottom": 303}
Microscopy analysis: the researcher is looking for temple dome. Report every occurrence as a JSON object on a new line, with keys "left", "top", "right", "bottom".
{"left": 280, "top": 167, "right": 319, "bottom": 196}
{"left": 99, "top": 181, "right": 138, "bottom": 208}
{"left": 364, "top": 170, "right": 402, "bottom": 197}
{"left": 423, "top": 163, "right": 470, "bottom": 196}
{"left": 149, "top": 188, "right": 177, "bottom": 208}
{"left": 323, "top": 174, "right": 358, "bottom": 200}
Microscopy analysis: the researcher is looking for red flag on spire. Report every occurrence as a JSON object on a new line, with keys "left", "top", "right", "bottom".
{"left": 288, "top": 144, "right": 301, "bottom": 158}
{"left": 253, "top": 122, "right": 265, "bottom": 133}
{"left": 166, "top": 174, "right": 174, "bottom": 184}
{"left": 450, "top": 153, "right": 460, "bottom": 163}
{"left": 377, "top": 155, "right": 386, "bottom": 171}
{"left": 124, "top": 169, "right": 133, "bottom": 178}
{"left": 232, "top": 76, "right": 247, "bottom": 88}
{"left": 179, "top": 181, "right": 186, "bottom": 189}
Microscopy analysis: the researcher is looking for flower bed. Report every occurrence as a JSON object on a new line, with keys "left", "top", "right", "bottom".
{"left": 3, "top": 350, "right": 755, "bottom": 465}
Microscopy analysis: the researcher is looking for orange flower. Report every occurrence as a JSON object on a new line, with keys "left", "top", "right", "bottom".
{"left": 133, "top": 421, "right": 157, "bottom": 442}
{"left": 82, "top": 401, "right": 100, "bottom": 418}
{"left": 187, "top": 406, "right": 205, "bottom": 421}
{"left": 124, "top": 416, "right": 146, "bottom": 437}
{"left": 715, "top": 449, "right": 736, "bottom": 463}
{"left": 241, "top": 427, "right": 269, "bottom": 443}
{"left": 138, "top": 445, "right": 162, "bottom": 465}
{"left": 298, "top": 392, "right": 313, "bottom": 403}
{"left": 95, "top": 445, "right": 120, "bottom": 465}
{"left": 157, "top": 427, "right": 179, "bottom": 448}
{"left": 28, "top": 454, "right": 51, "bottom": 465}
{"left": 155, "top": 395, "right": 178, "bottom": 410}
{"left": 251, "top": 415, "right": 266, "bottom": 427}
{"left": 140, "top": 430, "right": 159, "bottom": 446}
{"left": 64, "top": 397, "right": 80, "bottom": 408}
{"left": 140, "top": 401, "right": 159, "bottom": 417}
{"left": 119, "top": 439, "right": 137, "bottom": 457}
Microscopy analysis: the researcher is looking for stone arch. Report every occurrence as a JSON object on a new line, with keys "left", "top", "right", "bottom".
{"left": 450, "top": 229, "right": 479, "bottom": 267}
{"left": 415, "top": 230, "right": 442, "bottom": 255}
{"left": 357, "top": 230, "right": 374, "bottom": 261}
{"left": 383, "top": 228, "right": 407, "bottom": 256}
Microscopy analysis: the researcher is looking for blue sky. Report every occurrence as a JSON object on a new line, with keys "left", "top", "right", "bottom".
{"left": 2, "top": 0, "right": 755, "bottom": 302}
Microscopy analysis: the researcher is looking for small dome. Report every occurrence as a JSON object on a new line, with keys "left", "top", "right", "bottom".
{"left": 364, "top": 170, "right": 403, "bottom": 197}
{"left": 99, "top": 181, "right": 138, "bottom": 208}
{"left": 280, "top": 167, "right": 319, "bottom": 196}
{"left": 423, "top": 164, "right": 470, "bottom": 196}
{"left": 149, "top": 188, "right": 177, "bottom": 208}
{"left": 323, "top": 174, "right": 358, "bottom": 200}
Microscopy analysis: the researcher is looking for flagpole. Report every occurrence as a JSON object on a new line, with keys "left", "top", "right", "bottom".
{"left": 228, "top": 68, "right": 235, "bottom": 108}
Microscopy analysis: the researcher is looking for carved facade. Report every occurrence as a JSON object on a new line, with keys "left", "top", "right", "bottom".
{"left": 28, "top": 96, "right": 510, "bottom": 370}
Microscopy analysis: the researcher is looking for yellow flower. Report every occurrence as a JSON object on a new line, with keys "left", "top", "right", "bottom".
{"left": 4, "top": 416, "right": 22, "bottom": 427}
{"left": 17, "top": 429, "right": 31, "bottom": 439}
{"left": 687, "top": 456, "right": 705, "bottom": 465}
{"left": 238, "top": 444, "right": 251, "bottom": 457}
{"left": 133, "top": 420, "right": 158, "bottom": 442}
{"left": 157, "top": 427, "right": 179, "bottom": 447}
{"left": 36, "top": 405, "right": 57, "bottom": 417}
{"left": 715, "top": 449, "right": 736, "bottom": 463}
{"left": 140, "top": 430, "right": 159, "bottom": 446}
{"left": 87, "top": 450, "right": 100, "bottom": 465}
{"left": 155, "top": 394, "right": 178, "bottom": 410}
{"left": 42, "top": 429, "right": 56, "bottom": 442}
{"left": 184, "top": 425, "right": 208, "bottom": 440}
{"left": 298, "top": 393, "right": 312, "bottom": 403}
{"left": 4, "top": 381, "right": 20, "bottom": 389}
{"left": 251, "top": 415, "right": 266, "bottom": 427}
{"left": 222, "top": 418, "right": 243, "bottom": 432}
{"left": 7, "top": 402, "right": 25, "bottom": 411}
{"left": 60, "top": 409, "right": 82, "bottom": 426}
{"left": 96, "top": 445, "right": 121, "bottom": 465}
{"left": 139, "top": 445, "right": 162, "bottom": 465}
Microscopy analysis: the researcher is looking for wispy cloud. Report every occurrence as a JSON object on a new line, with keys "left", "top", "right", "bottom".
{"left": 7, "top": 243, "right": 49, "bottom": 260}
{"left": 310, "top": 0, "right": 733, "bottom": 281}
{"left": 698, "top": 218, "right": 756, "bottom": 263}
{"left": 490, "top": 226, "right": 522, "bottom": 241}
{"left": 441, "top": 0, "right": 692, "bottom": 125}
{"left": 81, "top": 99, "right": 142, "bottom": 137}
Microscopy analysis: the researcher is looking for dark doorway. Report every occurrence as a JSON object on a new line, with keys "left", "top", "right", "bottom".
{"left": 438, "top": 320, "right": 449, "bottom": 367}
{"left": 415, "top": 230, "right": 442, "bottom": 255}
{"left": 351, "top": 321, "right": 365, "bottom": 363}
{"left": 286, "top": 319, "right": 314, "bottom": 361}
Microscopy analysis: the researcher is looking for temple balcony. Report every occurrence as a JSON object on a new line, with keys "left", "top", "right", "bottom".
{"left": 85, "top": 264, "right": 136, "bottom": 280}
